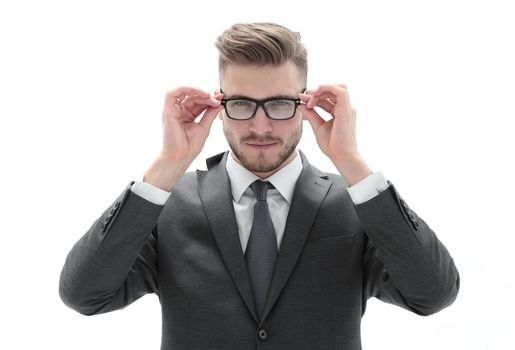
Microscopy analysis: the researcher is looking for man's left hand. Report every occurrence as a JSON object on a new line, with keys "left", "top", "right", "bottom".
{"left": 298, "top": 83, "right": 373, "bottom": 186}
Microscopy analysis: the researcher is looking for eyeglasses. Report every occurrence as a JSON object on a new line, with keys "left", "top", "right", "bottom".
{"left": 220, "top": 88, "right": 307, "bottom": 120}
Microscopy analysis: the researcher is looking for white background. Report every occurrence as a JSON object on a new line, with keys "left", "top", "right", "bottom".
{"left": 1, "top": 0, "right": 514, "bottom": 349}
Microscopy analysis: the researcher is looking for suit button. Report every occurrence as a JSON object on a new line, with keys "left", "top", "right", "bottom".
{"left": 114, "top": 201, "right": 120, "bottom": 209}
{"left": 408, "top": 213, "right": 415, "bottom": 221}
{"left": 258, "top": 329, "right": 268, "bottom": 340}
{"left": 401, "top": 199, "right": 409, "bottom": 208}
{"left": 413, "top": 221, "right": 420, "bottom": 229}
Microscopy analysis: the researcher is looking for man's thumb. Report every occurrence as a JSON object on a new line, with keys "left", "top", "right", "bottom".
{"left": 198, "top": 104, "right": 223, "bottom": 131}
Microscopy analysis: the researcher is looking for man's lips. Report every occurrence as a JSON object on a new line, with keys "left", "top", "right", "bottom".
{"left": 247, "top": 142, "right": 277, "bottom": 149}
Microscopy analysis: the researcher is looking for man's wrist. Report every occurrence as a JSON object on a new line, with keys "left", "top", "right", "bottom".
{"left": 333, "top": 153, "right": 373, "bottom": 187}
{"left": 143, "top": 156, "right": 190, "bottom": 192}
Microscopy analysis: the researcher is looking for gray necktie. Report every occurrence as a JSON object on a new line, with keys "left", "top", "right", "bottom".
{"left": 245, "top": 180, "right": 278, "bottom": 320}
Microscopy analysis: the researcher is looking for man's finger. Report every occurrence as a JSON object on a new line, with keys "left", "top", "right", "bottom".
{"left": 165, "top": 86, "right": 211, "bottom": 105}
{"left": 314, "top": 100, "right": 335, "bottom": 114}
{"left": 298, "top": 104, "right": 325, "bottom": 131}
{"left": 300, "top": 93, "right": 334, "bottom": 114}
{"left": 173, "top": 86, "right": 211, "bottom": 97}
{"left": 183, "top": 95, "right": 221, "bottom": 110}
{"left": 309, "top": 92, "right": 338, "bottom": 105}
{"left": 310, "top": 83, "right": 347, "bottom": 94}
{"left": 198, "top": 104, "right": 224, "bottom": 130}
{"left": 309, "top": 84, "right": 348, "bottom": 104}
{"left": 187, "top": 95, "right": 223, "bottom": 116}
{"left": 306, "top": 95, "right": 319, "bottom": 109}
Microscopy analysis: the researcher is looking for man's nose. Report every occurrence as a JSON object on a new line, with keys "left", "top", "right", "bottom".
{"left": 249, "top": 106, "right": 273, "bottom": 134}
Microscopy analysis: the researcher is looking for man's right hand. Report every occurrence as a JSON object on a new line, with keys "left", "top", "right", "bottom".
{"left": 143, "top": 86, "right": 224, "bottom": 192}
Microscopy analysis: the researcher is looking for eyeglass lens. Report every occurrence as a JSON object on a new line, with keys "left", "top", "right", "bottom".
{"left": 226, "top": 100, "right": 296, "bottom": 120}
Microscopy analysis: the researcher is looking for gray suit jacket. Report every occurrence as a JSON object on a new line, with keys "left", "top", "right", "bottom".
{"left": 59, "top": 150, "right": 460, "bottom": 349}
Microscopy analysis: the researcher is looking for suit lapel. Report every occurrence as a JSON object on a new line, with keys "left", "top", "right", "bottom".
{"left": 197, "top": 151, "right": 259, "bottom": 323}
{"left": 260, "top": 150, "right": 331, "bottom": 323}
{"left": 197, "top": 150, "right": 332, "bottom": 325}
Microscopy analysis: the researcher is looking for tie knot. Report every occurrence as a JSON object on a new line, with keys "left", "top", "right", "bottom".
{"left": 250, "top": 180, "right": 274, "bottom": 201}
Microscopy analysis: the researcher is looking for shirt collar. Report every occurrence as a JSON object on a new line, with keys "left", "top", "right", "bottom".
{"left": 225, "top": 148, "right": 303, "bottom": 204}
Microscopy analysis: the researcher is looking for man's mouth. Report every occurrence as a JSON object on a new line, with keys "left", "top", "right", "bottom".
{"left": 247, "top": 142, "right": 276, "bottom": 149}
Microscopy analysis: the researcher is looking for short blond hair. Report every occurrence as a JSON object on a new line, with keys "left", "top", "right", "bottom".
{"left": 214, "top": 22, "right": 308, "bottom": 89}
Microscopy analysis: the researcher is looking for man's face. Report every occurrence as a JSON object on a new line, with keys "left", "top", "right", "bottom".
{"left": 218, "top": 61, "right": 304, "bottom": 178}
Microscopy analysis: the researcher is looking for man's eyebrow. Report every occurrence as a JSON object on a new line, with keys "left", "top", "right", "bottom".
{"left": 223, "top": 94, "right": 299, "bottom": 99}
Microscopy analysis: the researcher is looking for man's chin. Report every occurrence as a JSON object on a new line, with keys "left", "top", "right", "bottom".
{"left": 234, "top": 151, "right": 276, "bottom": 171}
{"left": 242, "top": 158, "right": 279, "bottom": 173}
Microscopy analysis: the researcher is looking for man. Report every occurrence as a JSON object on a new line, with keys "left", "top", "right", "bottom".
{"left": 59, "top": 22, "right": 460, "bottom": 349}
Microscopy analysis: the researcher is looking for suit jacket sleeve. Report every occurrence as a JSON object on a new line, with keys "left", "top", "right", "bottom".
{"left": 59, "top": 180, "right": 165, "bottom": 315}
{"left": 358, "top": 180, "right": 460, "bottom": 316}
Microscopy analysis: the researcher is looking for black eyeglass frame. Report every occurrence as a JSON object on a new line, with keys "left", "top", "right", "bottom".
{"left": 219, "top": 88, "right": 307, "bottom": 121}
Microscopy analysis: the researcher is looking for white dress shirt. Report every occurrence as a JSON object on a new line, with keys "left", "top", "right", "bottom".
{"left": 130, "top": 149, "right": 389, "bottom": 253}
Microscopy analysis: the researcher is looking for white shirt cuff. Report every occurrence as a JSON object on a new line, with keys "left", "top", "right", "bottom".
{"left": 347, "top": 171, "right": 389, "bottom": 205}
{"left": 131, "top": 181, "right": 171, "bottom": 205}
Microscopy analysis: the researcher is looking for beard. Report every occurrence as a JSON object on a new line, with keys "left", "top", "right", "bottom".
{"left": 225, "top": 123, "right": 302, "bottom": 174}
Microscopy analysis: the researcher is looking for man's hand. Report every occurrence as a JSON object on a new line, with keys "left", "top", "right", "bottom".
{"left": 298, "top": 84, "right": 373, "bottom": 186}
{"left": 161, "top": 86, "right": 224, "bottom": 162}
{"left": 143, "top": 86, "right": 224, "bottom": 192}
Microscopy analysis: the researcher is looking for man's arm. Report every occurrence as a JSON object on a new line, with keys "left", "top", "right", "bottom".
{"left": 344, "top": 169, "right": 459, "bottom": 315}
{"left": 59, "top": 86, "right": 223, "bottom": 315}
{"left": 298, "top": 83, "right": 459, "bottom": 315}
{"left": 359, "top": 180, "right": 460, "bottom": 316}
{"left": 59, "top": 181, "right": 164, "bottom": 315}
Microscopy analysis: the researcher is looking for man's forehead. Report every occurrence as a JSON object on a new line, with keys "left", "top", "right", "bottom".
{"left": 220, "top": 62, "right": 303, "bottom": 98}
{"left": 220, "top": 82, "right": 303, "bottom": 100}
